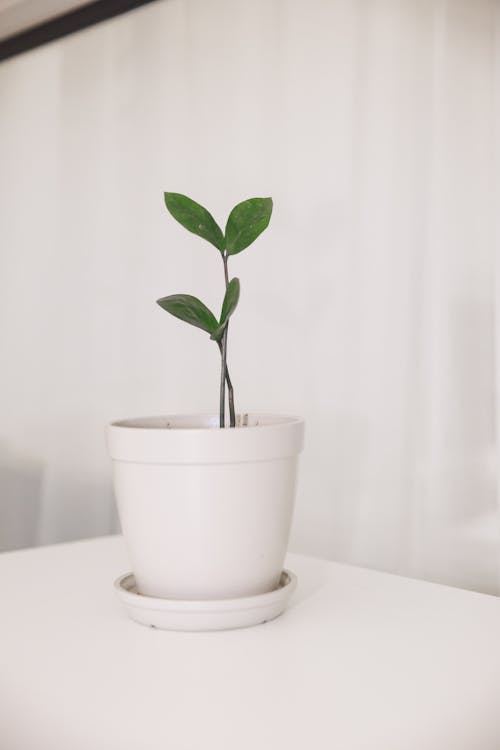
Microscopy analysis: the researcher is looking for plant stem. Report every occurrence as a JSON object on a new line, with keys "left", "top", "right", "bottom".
{"left": 218, "top": 338, "right": 235, "bottom": 427}
{"left": 221, "top": 252, "right": 236, "bottom": 427}
{"left": 219, "top": 326, "right": 227, "bottom": 428}
{"left": 226, "top": 343, "right": 235, "bottom": 427}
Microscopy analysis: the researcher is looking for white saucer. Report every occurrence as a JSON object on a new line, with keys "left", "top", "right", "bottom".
{"left": 114, "top": 570, "right": 297, "bottom": 632}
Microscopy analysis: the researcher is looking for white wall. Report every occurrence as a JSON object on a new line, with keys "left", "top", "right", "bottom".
{"left": 0, "top": 0, "right": 498, "bottom": 593}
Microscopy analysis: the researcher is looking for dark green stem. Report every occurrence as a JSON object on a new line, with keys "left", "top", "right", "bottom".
{"left": 219, "top": 326, "right": 227, "bottom": 428}
{"left": 222, "top": 252, "right": 236, "bottom": 428}
{"left": 218, "top": 338, "right": 235, "bottom": 426}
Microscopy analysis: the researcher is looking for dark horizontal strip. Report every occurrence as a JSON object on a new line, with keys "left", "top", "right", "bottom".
{"left": 0, "top": 0, "right": 159, "bottom": 63}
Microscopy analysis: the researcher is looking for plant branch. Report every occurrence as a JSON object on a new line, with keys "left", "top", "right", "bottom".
{"left": 221, "top": 252, "right": 236, "bottom": 427}
{"left": 218, "top": 337, "right": 235, "bottom": 426}
{"left": 219, "top": 326, "right": 227, "bottom": 428}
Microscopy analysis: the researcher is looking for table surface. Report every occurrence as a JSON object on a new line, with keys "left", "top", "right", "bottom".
{"left": 0, "top": 536, "right": 499, "bottom": 750}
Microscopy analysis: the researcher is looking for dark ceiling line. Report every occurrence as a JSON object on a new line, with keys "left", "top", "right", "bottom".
{"left": 0, "top": 0, "right": 159, "bottom": 63}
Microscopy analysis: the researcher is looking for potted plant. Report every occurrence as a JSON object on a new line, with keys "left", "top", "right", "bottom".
{"left": 109, "top": 193, "right": 304, "bottom": 630}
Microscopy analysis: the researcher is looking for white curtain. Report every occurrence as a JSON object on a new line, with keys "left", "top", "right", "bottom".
{"left": 0, "top": 0, "right": 498, "bottom": 593}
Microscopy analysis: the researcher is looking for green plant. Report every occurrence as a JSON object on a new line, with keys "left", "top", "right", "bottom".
{"left": 157, "top": 193, "right": 273, "bottom": 428}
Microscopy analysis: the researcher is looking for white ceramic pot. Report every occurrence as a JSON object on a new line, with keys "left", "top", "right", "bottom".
{"left": 108, "top": 414, "right": 305, "bottom": 600}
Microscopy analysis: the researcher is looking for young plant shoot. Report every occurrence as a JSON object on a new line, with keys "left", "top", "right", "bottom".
{"left": 157, "top": 193, "right": 273, "bottom": 428}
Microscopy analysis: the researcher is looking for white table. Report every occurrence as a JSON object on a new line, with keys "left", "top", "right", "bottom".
{"left": 0, "top": 536, "right": 499, "bottom": 750}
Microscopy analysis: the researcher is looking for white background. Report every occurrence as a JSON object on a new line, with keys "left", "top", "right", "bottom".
{"left": 0, "top": 0, "right": 498, "bottom": 593}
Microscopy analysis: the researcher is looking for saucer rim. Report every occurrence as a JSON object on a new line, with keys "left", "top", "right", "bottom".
{"left": 114, "top": 569, "right": 297, "bottom": 614}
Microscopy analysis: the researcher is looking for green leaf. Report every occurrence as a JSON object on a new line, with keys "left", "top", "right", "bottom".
{"left": 157, "top": 294, "right": 218, "bottom": 336}
{"left": 211, "top": 278, "right": 240, "bottom": 341}
{"left": 225, "top": 197, "right": 273, "bottom": 255}
{"left": 164, "top": 193, "right": 225, "bottom": 252}
{"left": 220, "top": 277, "right": 240, "bottom": 326}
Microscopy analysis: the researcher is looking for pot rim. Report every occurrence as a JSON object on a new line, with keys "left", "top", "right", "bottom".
{"left": 108, "top": 413, "right": 305, "bottom": 464}
{"left": 109, "top": 412, "right": 303, "bottom": 432}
